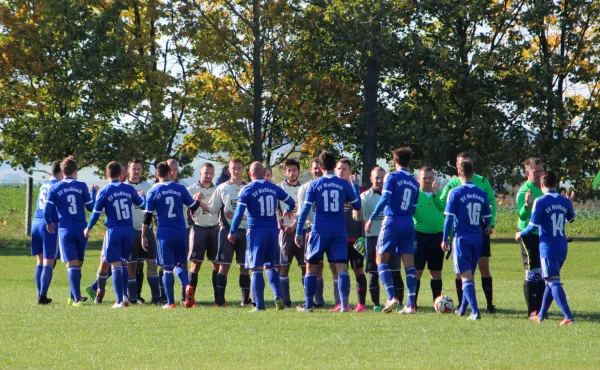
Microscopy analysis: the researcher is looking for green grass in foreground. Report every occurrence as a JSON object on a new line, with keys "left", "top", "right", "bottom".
{"left": 0, "top": 241, "right": 599, "bottom": 369}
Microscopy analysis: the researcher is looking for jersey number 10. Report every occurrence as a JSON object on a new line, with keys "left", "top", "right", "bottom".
{"left": 258, "top": 195, "right": 275, "bottom": 216}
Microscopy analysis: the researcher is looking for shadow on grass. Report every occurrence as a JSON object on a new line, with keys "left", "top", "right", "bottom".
{"left": 0, "top": 239, "right": 104, "bottom": 256}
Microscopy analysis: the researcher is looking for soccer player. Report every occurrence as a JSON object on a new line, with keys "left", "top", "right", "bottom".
{"left": 516, "top": 157, "right": 546, "bottom": 318}
{"left": 142, "top": 161, "right": 201, "bottom": 309}
{"left": 442, "top": 160, "right": 492, "bottom": 320}
{"left": 296, "top": 158, "right": 325, "bottom": 309}
{"left": 229, "top": 162, "right": 295, "bottom": 311}
{"left": 124, "top": 159, "right": 161, "bottom": 304}
{"left": 365, "top": 147, "right": 419, "bottom": 314}
{"left": 264, "top": 166, "right": 273, "bottom": 182}
{"left": 32, "top": 160, "right": 63, "bottom": 304}
{"left": 440, "top": 152, "right": 497, "bottom": 313}
{"left": 277, "top": 159, "right": 303, "bottom": 308}
{"left": 516, "top": 171, "right": 576, "bottom": 325}
{"left": 359, "top": 166, "right": 405, "bottom": 311}
{"left": 334, "top": 158, "right": 367, "bottom": 312}
{"left": 44, "top": 156, "right": 98, "bottom": 306}
{"left": 413, "top": 166, "right": 445, "bottom": 306}
{"left": 296, "top": 151, "right": 361, "bottom": 312}
{"left": 187, "top": 163, "right": 220, "bottom": 303}
{"left": 198, "top": 158, "right": 251, "bottom": 306}
{"left": 84, "top": 162, "right": 145, "bottom": 308}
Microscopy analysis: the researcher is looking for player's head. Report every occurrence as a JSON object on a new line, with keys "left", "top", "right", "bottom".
{"left": 200, "top": 163, "right": 215, "bottom": 184}
{"left": 418, "top": 166, "right": 435, "bottom": 189}
{"left": 309, "top": 158, "right": 323, "bottom": 179}
{"left": 50, "top": 160, "right": 63, "bottom": 180}
{"left": 370, "top": 166, "right": 385, "bottom": 191}
{"left": 106, "top": 161, "right": 122, "bottom": 180}
{"left": 166, "top": 158, "right": 179, "bottom": 181}
{"left": 228, "top": 158, "right": 244, "bottom": 181}
{"left": 318, "top": 151, "right": 336, "bottom": 172}
{"left": 284, "top": 159, "right": 300, "bottom": 183}
{"left": 119, "top": 163, "right": 127, "bottom": 182}
{"left": 393, "top": 147, "right": 412, "bottom": 168}
{"left": 264, "top": 166, "right": 272, "bottom": 182}
{"left": 336, "top": 158, "right": 352, "bottom": 180}
{"left": 249, "top": 161, "right": 265, "bottom": 181}
{"left": 455, "top": 151, "right": 472, "bottom": 170}
{"left": 458, "top": 160, "right": 474, "bottom": 180}
{"left": 156, "top": 161, "right": 171, "bottom": 181}
{"left": 524, "top": 157, "right": 544, "bottom": 186}
{"left": 60, "top": 156, "right": 78, "bottom": 178}
{"left": 128, "top": 158, "right": 143, "bottom": 183}
{"left": 541, "top": 171, "right": 558, "bottom": 190}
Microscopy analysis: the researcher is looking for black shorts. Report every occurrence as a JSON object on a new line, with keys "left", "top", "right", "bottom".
{"left": 129, "top": 229, "right": 157, "bottom": 262}
{"left": 279, "top": 230, "right": 305, "bottom": 267}
{"left": 216, "top": 227, "right": 246, "bottom": 266}
{"left": 365, "top": 236, "right": 401, "bottom": 273}
{"left": 520, "top": 233, "right": 541, "bottom": 271}
{"left": 188, "top": 225, "right": 219, "bottom": 263}
{"left": 348, "top": 241, "right": 364, "bottom": 270}
{"left": 414, "top": 231, "right": 444, "bottom": 271}
{"left": 481, "top": 232, "right": 491, "bottom": 257}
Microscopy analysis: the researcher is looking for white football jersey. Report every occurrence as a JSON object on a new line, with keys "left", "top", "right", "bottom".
{"left": 206, "top": 180, "right": 247, "bottom": 229}
{"left": 361, "top": 187, "right": 384, "bottom": 237}
{"left": 297, "top": 180, "right": 315, "bottom": 229}
{"left": 187, "top": 182, "right": 218, "bottom": 227}
{"left": 124, "top": 179, "right": 152, "bottom": 231}
{"left": 278, "top": 180, "right": 302, "bottom": 227}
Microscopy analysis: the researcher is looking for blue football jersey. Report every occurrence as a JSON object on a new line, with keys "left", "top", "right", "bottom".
{"left": 92, "top": 181, "right": 144, "bottom": 227}
{"left": 305, "top": 174, "right": 359, "bottom": 234}
{"left": 145, "top": 181, "right": 196, "bottom": 240}
{"left": 45, "top": 178, "right": 93, "bottom": 229}
{"left": 444, "top": 183, "right": 491, "bottom": 235}
{"left": 34, "top": 177, "right": 60, "bottom": 221}
{"left": 238, "top": 179, "right": 292, "bottom": 228}
{"left": 530, "top": 191, "right": 575, "bottom": 260}
{"left": 382, "top": 170, "right": 419, "bottom": 217}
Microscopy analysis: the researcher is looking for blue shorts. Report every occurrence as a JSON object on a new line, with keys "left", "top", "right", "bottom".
{"left": 452, "top": 234, "right": 482, "bottom": 275}
{"left": 377, "top": 217, "right": 415, "bottom": 256}
{"left": 245, "top": 228, "right": 278, "bottom": 269}
{"left": 31, "top": 219, "right": 60, "bottom": 259}
{"left": 157, "top": 239, "right": 188, "bottom": 270}
{"left": 541, "top": 258, "right": 564, "bottom": 279}
{"left": 102, "top": 226, "right": 134, "bottom": 263}
{"left": 305, "top": 232, "right": 347, "bottom": 264}
{"left": 58, "top": 227, "right": 87, "bottom": 263}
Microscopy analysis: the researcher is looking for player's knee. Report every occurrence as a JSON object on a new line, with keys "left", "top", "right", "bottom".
{"left": 334, "top": 262, "right": 348, "bottom": 273}
{"left": 239, "top": 266, "right": 249, "bottom": 275}
{"left": 430, "top": 270, "right": 442, "bottom": 280}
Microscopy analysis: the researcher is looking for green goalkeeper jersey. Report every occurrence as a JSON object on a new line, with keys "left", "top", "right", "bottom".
{"left": 439, "top": 174, "right": 497, "bottom": 227}
{"left": 516, "top": 180, "right": 544, "bottom": 233}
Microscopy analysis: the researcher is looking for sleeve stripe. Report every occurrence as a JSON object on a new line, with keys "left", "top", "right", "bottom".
{"left": 382, "top": 190, "right": 392, "bottom": 194}
{"left": 349, "top": 199, "right": 358, "bottom": 204}
{"left": 568, "top": 216, "right": 576, "bottom": 222}
{"left": 283, "top": 195, "right": 289, "bottom": 202}
{"left": 482, "top": 214, "right": 492, "bottom": 218}
{"left": 145, "top": 211, "right": 155, "bottom": 215}
{"left": 444, "top": 212, "right": 455, "bottom": 216}
{"left": 46, "top": 200, "right": 54, "bottom": 204}
{"left": 528, "top": 222, "right": 540, "bottom": 227}
{"left": 92, "top": 210, "right": 102, "bottom": 214}
{"left": 304, "top": 201, "right": 314, "bottom": 206}
{"left": 85, "top": 200, "right": 93, "bottom": 204}
{"left": 238, "top": 202, "right": 247, "bottom": 206}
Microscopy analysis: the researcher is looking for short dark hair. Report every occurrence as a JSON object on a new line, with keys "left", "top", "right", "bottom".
{"left": 201, "top": 162, "right": 214, "bottom": 169}
{"left": 284, "top": 159, "right": 300, "bottom": 171}
{"left": 393, "top": 147, "right": 412, "bottom": 167}
{"left": 541, "top": 171, "right": 558, "bottom": 188}
{"left": 337, "top": 158, "right": 352, "bottom": 169}
{"left": 457, "top": 152, "right": 472, "bottom": 161}
{"left": 310, "top": 158, "right": 322, "bottom": 167}
{"left": 319, "top": 151, "right": 336, "bottom": 171}
{"left": 50, "top": 160, "right": 61, "bottom": 176}
{"left": 524, "top": 157, "right": 542, "bottom": 169}
{"left": 419, "top": 166, "right": 434, "bottom": 174}
{"left": 60, "top": 156, "right": 78, "bottom": 176}
{"left": 128, "top": 158, "right": 142, "bottom": 168}
{"left": 106, "top": 161, "right": 122, "bottom": 178}
{"left": 458, "top": 160, "right": 474, "bottom": 177}
{"left": 229, "top": 158, "right": 244, "bottom": 167}
{"left": 264, "top": 166, "right": 272, "bottom": 173}
{"left": 156, "top": 161, "right": 171, "bottom": 178}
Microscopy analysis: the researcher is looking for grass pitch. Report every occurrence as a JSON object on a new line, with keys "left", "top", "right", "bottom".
{"left": 1, "top": 185, "right": 600, "bottom": 368}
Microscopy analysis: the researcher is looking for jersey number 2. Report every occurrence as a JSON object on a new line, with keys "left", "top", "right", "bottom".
{"left": 165, "top": 196, "right": 177, "bottom": 218}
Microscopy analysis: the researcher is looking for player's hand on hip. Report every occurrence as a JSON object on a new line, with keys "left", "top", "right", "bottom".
{"left": 441, "top": 241, "right": 450, "bottom": 251}
{"left": 283, "top": 210, "right": 294, "bottom": 220}
{"left": 365, "top": 219, "right": 373, "bottom": 234}
{"left": 227, "top": 233, "right": 236, "bottom": 243}
{"left": 46, "top": 223, "right": 56, "bottom": 234}
{"left": 295, "top": 234, "right": 304, "bottom": 248}
{"left": 484, "top": 225, "right": 494, "bottom": 235}
{"left": 83, "top": 228, "right": 90, "bottom": 238}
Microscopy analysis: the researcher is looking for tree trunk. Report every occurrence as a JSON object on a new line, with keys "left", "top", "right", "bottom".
{"left": 361, "top": 26, "right": 381, "bottom": 188}
{"left": 251, "top": 0, "right": 263, "bottom": 162}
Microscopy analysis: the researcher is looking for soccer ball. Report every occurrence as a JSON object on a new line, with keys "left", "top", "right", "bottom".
{"left": 434, "top": 296, "right": 454, "bottom": 313}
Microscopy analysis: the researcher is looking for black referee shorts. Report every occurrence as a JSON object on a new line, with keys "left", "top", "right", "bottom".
{"left": 520, "top": 233, "right": 541, "bottom": 271}
{"left": 414, "top": 231, "right": 444, "bottom": 271}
